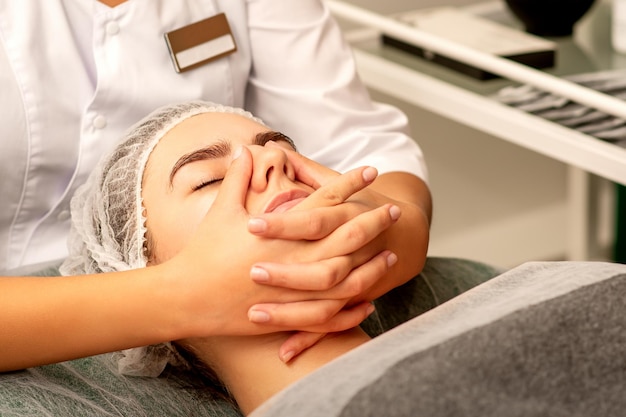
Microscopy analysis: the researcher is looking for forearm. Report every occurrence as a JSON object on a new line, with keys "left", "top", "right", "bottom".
{"left": 360, "top": 171, "right": 432, "bottom": 300}
{"left": 0, "top": 267, "right": 184, "bottom": 372}
{"left": 0, "top": 257, "right": 375, "bottom": 372}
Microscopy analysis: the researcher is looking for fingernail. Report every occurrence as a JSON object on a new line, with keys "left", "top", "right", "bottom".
{"left": 250, "top": 266, "right": 270, "bottom": 283}
{"left": 389, "top": 205, "right": 401, "bottom": 221}
{"left": 232, "top": 145, "right": 243, "bottom": 160}
{"left": 248, "top": 218, "right": 267, "bottom": 233}
{"left": 362, "top": 167, "right": 378, "bottom": 183}
{"left": 386, "top": 252, "right": 398, "bottom": 267}
{"left": 248, "top": 309, "right": 271, "bottom": 323}
{"left": 280, "top": 350, "right": 295, "bottom": 363}
{"left": 366, "top": 303, "right": 376, "bottom": 316}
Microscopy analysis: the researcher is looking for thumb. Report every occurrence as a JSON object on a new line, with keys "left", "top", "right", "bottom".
{"left": 212, "top": 145, "right": 253, "bottom": 209}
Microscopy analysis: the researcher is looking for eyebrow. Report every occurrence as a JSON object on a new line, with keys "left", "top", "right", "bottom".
{"left": 168, "top": 131, "right": 296, "bottom": 186}
{"left": 169, "top": 140, "right": 231, "bottom": 186}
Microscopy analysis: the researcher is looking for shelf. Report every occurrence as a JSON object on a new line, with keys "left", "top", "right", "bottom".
{"left": 330, "top": 0, "right": 626, "bottom": 186}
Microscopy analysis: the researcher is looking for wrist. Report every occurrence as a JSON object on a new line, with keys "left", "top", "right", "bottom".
{"left": 152, "top": 255, "right": 254, "bottom": 341}
{"left": 143, "top": 261, "right": 220, "bottom": 342}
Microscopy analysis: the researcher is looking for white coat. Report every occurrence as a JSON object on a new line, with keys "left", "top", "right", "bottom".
{"left": 0, "top": 0, "right": 427, "bottom": 270}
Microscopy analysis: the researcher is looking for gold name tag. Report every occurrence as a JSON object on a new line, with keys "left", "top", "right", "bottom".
{"left": 164, "top": 13, "right": 237, "bottom": 73}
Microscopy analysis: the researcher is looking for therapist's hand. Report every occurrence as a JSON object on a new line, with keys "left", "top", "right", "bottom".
{"left": 244, "top": 144, "right": 431, "bottom": 362}
{"left": 160, "top": 146, "right": 398, "bottom": 343}
{"left": 248, "top": 143, "right": 431, "bottom": 312}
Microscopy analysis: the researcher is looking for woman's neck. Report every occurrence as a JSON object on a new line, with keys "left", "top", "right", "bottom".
{"left": 187, "top": 328, "right": 370, "bottom": 415}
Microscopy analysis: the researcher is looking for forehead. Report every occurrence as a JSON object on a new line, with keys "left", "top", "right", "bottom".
{"left": 158, "top": 112, "right": 267, "bottom": 153}
{"left": 146, "top": 112, "right": 268, "bottom": 172}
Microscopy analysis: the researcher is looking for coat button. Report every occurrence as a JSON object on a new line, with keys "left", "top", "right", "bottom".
{"left": 93, "top": 115, "right": 107, "bottom": 129}
{"left": 57, "top": 210, "right": 70, "bottom": 222}
{"left": 106, "top": 21, "right": 120, "bottom": 36}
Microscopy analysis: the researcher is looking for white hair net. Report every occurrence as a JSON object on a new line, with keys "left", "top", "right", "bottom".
{"left": 60, "top": 101, "right": 264, "bottom": 377}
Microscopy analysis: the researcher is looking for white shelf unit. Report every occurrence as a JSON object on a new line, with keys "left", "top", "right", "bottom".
{"left": 328, "top": 0, "right": 623, "bottom": 263}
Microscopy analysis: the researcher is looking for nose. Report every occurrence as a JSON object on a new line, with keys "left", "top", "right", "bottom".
{"left": 248, "top": 143, "right": 295, "bottom": 191}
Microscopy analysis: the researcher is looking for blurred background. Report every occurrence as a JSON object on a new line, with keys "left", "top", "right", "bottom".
{"left": 337, "top": 0, "right": 616, "bottom": 270}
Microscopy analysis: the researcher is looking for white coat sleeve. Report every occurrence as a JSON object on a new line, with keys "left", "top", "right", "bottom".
{"left": 244, "top": 0, "right": 428, "bottom": 182}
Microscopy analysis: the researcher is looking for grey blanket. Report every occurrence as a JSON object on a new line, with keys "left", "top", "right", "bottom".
{"left": 252, "top": 261, "right": 626, "bottom": 417}
{"left": 2, "top": 261, "right": 623, "bottom": 416}
{"left": 0, "top": 257, "right": 498, "bottom": 416}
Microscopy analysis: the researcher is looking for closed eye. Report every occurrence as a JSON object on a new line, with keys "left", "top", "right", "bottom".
{"left": 192, "top": 178, "right": 224, "bottom": 192}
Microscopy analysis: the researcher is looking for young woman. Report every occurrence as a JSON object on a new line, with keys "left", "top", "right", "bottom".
{"left": 59, "top": 104, "right": 626, "bottom": 417}
{"left": 60, "top": 101, "right": 408, "bottom": 414}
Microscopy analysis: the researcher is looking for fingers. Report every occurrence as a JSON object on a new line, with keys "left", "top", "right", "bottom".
{"left": 270, "top": 144, "right": 334, "bottom": 189}
{"left": 247, "top": 165, "right": 379, "bottom": 238}
{"left": 324, "top": 250, "right": 397, "bottom": 300}
{"left": 267, "top": 141, "right": 377, "bottom": 196}
{"left": 278, "top": 332, "right": 327, "bottom": 363}
{"left": 294, "top": 166, "right": 378, "bottom": 210}
{"left": 248, "top": 206, "right": 357, "bottom": 239}
{"left": 251, "top": 256, "right": 355, "bottom": 290}
{"left": 249, "top": 201, "right": 400, "bottom": 256}
{"left": 249, "top": 300, "right": 375, "bottom": 332}
{"left": 212, "top": 146, "right": 252, "bottom": 208}
{"left": 248, "top": 204, "right": 400, "bottom": 293}
{"left": 314, "top": 204, "right": 400, "bottom": 259}
{"left": 251, "top": 249, "right": 396, "bottom": 292}
{"left": 248, "top": 299, "right": 343, "bottom": 327}
{"left": 248, "top": 250, "right": 394, "bottom": 329}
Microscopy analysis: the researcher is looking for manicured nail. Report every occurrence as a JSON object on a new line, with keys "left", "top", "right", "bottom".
{"left": 232, "top": 145, "right": 243, "bottom": 160}
{"left": 280, "top": 350, "right": 295, "bottom": 363}
{"left": 248, "top": 218, "right": 267, "bottom": 233}
{"left": 250, "top": 266, "right": 270, "bottom": 283}
{"left": 389, "top": 205, "right": 401, "bottom": 221}
{"left": 248, "top": 309, "right": 271, "bottom": 323}
{"left": 362, "top": 166, "right": 378, "bottom": 183}
{"left": 386, "top": 252, "right": 398, "bottom": 267}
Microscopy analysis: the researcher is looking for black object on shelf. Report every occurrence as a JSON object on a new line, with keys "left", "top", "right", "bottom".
{"left": 381, "top": 34, "right": 555, "bottom": 81}
{"left": 379, "top": 7, "right": 557, "bottom": 81}
{"left": 504, "top": 0, "right": 597, "bottom": 37}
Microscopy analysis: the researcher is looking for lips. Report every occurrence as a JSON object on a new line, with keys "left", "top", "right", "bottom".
{"left": 264, "top": 189, "right": 310, "bottom": 213}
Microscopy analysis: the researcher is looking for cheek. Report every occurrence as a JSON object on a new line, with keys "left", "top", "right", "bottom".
{"left": 148, "top": 194, "right": 218, "bottom": 264}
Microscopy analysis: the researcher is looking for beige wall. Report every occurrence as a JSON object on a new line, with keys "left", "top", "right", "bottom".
{"left": 370, "top": 90, "right": 569, "bottom": 269}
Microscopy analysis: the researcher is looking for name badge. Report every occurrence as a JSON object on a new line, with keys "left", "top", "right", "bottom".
{"left": 164, "top": 13, "right": 237, "bottom": 73}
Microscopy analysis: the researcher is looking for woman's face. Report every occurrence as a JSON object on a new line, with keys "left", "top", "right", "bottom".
{"left": 141, "top": 112, "right": 313, "bottom": 263}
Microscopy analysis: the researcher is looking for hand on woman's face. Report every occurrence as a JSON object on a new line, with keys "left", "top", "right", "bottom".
{"left": 141, "top": 112, "right": 313, "bottom": 263}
